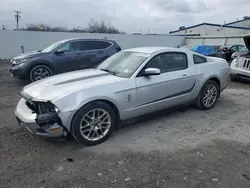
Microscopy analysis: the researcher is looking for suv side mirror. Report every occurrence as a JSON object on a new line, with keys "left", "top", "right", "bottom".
{"left": 143, "top": 68, "right": 161, "bottom": 76}
{"left": 54, "top": 50, "right": 64, "bottom": 55}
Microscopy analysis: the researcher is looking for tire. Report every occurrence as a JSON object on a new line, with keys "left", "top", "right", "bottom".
{"left": 29, "top": 65, "right": 53, "bottom": 82}
{"left": 196, "top": 80, "right": 219, "bottom": 110}
{"left": 71, "top": 101, "right": 116, "bottom": 146}
{"left": 230, "top": 74, "right": 237, "bottom": 81}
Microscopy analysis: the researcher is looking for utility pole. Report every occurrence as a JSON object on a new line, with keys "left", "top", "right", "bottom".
{"left": 14, "top": 10, "right": 22, "bottom": 30}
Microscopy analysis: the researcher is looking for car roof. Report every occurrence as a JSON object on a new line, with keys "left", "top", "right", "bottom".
{"left": 62, "top": 38, "right": 115, "bottom": 43}
{"left": 193, "top": 45, "right": 213, "bottom": 47}
{"left": 123, "top": 46, "right": 181, "bottom": 54}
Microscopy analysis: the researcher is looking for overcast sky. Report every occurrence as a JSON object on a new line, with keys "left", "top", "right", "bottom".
{"left": 1, "top": 0, "right": 250, "bottom": 33}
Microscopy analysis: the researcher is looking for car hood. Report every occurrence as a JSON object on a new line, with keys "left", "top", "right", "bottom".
{"left": 232, "top": 51, "right": 248, "bottom": 57}
{"left": 243, "top": 35, "right": 250, "bottom": 50}
{"left": 13, "top": 51, "right": 49, "bottom": 60}
{"left": 22, "top": 69, "right": 125, "bottom": 101}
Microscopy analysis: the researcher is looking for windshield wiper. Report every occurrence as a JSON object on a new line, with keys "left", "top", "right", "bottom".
{"left": 100, "top": 68, "right": 116, "bottom": 75}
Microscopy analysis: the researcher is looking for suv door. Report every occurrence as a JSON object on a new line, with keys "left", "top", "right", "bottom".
{"left": 53, "top": 41, "right": 86, "bottom": 73}
{"left": 80, "top": 40, "right": 113, "bottom": 68}
{"left": 135, "top": 52, "right": 196, "bottom": 116}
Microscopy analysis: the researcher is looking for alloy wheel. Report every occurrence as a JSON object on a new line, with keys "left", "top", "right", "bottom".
{"left": 33, "top": 68, "right": 51, "bottom": 81}
{"left": 79, "top": 109, "right": 111, "bottom": 141}
{"left": 202, "top": 84, "right": 218, "bottom": 107}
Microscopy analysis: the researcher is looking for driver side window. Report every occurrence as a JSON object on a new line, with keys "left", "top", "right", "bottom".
{"left": 57, "top": 41, "right": 82, "bottom": 53}
{"left": 143, "top": 52, "right": 188, "bottom": 74}
{"left": 58, "top": 43, "right": 71, "bottom": 52}
{"left": 230, "top": 46, "right": 238, "bottom": 52}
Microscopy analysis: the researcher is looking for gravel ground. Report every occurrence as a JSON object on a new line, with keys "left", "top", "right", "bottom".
{"left": 1, "top": 60, "right": 250, "bottom": 188}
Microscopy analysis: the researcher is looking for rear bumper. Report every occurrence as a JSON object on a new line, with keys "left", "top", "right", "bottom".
{"left": 230, "top": 66, "right": 250, "bottom": 82}
{"left": 15, "top": 98, "right": 64, "bottom": 138}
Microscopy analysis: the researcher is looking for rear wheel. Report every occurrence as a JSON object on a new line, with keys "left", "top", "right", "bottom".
{"left": 29, "top": 65, "right": 53, "bottom": 82}
{"left": 71, "top": 101, "right": 116, "bottom": 146}
{"left": 196, "top": 80, "right": 219, "bottom": 110}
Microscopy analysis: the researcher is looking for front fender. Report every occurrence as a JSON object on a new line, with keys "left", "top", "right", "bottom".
{"left": 30, "top": 58, "right": 55, "bottom": 72}
{"left": 52, "top": 91, "right": 122, "bottom": 116}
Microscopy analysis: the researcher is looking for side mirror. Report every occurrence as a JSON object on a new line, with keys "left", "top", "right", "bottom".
{"left": 143, "top": 68, "right": 161, "bottom": 76}
{"left": 54, "top": 50, "right": 64, "bottom": 55}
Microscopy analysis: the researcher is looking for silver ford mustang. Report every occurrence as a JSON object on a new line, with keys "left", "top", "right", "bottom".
{"left": 15, "top": 47, "right": 229, "bottom": 145}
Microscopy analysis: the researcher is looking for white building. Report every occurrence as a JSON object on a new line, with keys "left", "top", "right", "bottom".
{"left": 225, "top": 18, "right": 250, "bottom": 28}
{"left": 169, "top": 18, "right": 250, "bottom": 36}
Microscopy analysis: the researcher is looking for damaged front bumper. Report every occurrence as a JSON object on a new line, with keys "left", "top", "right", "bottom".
{"left": 15, "top": 98, "right": 68, "bottom": 138}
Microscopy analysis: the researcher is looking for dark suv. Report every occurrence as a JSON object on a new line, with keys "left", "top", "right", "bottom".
{"left": 10, "top": 38, "right": 121, "bottom": 82}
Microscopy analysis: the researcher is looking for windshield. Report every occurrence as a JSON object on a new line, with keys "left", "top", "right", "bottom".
{"left": 41, "top": 40, "right": 66, "bottom": 53}
{"left": 239, "top": 46, "right": 249, "bottom": 52}
{"left": 97, "top": 51, "right": 149, "bottom": 78}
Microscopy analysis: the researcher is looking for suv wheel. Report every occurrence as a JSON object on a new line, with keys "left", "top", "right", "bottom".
{"left": 71, "top": 101, "right": 116, "bottom": 146}
{"left": 30, "top": 65, "right": 53, "bottom": 82}
{"left": 196, "top": 80, "right": 219, "bottom": 110}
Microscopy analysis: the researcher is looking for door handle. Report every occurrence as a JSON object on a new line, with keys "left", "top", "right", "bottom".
{"left": 76, "top": 53, "right": 82, "bottom": 55}
{"left": 183, "top": 74, "right": 187, "bottom": 77}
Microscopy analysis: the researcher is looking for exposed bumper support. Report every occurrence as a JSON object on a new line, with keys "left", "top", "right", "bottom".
{"left": 15, "top": 98, "right": 69, "bottom": 138}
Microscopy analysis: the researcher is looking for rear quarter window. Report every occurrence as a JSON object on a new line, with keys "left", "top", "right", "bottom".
{"left": 97, "top": 41, "right": 112, "bottom": 49}
{"left": 193, "top": 54, "right": 207, "bottom": 64}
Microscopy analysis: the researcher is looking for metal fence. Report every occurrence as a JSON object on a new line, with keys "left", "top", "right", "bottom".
{"left": 185, "top": 35, "right": 245, "bottom": 46}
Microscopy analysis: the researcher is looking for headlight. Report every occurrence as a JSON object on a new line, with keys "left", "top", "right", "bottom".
{"left": 236, "top": 57, "right": 244, "bottom": 67}
{"left": 55, "top": 106, "right": 59, "bottom": 113}
{"left": 231, "top": 59, "right": 237, "bottom": 67}
{"left": 13, "top": 58, "right": 30, "bottom": 65}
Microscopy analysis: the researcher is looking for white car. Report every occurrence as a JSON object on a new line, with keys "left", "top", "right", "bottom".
{"left": 15, "top": 47, "right": 229, "bottom": 146}
{"left": 230, "top": 35, "right": 250, "bottom": 82}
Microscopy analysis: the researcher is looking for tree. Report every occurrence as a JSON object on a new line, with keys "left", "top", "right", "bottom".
{"left": 85, "top": 19, "right": 125, "bottom": 34}
{"left": 179, "top": 26, "right": 185, "bottom": 30}
{"left": 21, "top": 20, "right": 125, "bottom": 34}
{"left": 25, "top": 24, "right": 68, "bottom": 32}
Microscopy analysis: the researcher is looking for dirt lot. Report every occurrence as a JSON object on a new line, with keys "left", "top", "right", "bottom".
{"left": 1, "top": 60, "right": 250, "bottom": 188}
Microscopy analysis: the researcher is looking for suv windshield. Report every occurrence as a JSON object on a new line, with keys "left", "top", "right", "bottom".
{"left": 97, "top": 51, "right": 149, "bottom": 78}
{"left": 41, "top": 40, "right": 66, "bottom": 53}
{"left": 239, "top": 46, "right": 249, "bottom": 52}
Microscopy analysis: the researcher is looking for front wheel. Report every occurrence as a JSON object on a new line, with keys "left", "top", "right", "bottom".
{"left": 29, "top": 65, "right": 53, "bottom": 82}
{"left": 71, "top": 101, "right": 116, "bottom": 146}
{"left": 196, "top": 80, "right": 219, "bottom": 110}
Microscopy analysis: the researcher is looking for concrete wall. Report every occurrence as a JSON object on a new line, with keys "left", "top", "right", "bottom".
{"left": 170, "top": 25, "right": 250, "bottom": 36}
{"left": 185, "top": 35, "right": 245, "bottom": 46}
{"left": 0, "top": 30, "right": 184, "bottom": 59}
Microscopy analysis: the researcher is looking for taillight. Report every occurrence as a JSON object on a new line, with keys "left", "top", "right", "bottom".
{"left": 116, "top": 47, "right": 121, "bottom": 52}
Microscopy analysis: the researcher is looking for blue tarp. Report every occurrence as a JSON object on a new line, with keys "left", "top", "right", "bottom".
{"left": 191, "top": 45, "right": 216, "bottom": 56}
